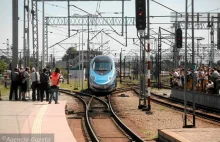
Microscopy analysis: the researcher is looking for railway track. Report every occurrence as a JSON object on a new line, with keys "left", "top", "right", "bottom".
{"left": 60, "top": 89, "right": 145, "bottom": 142}
{"left": 131, "top": 87, "right": 220, "bottom": 125}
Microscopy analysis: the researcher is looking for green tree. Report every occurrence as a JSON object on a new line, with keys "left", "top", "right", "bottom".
{"left": 62, "top": 47, "right": 77, "bottom": 61}
{"left": 59, "top": 66, "right": 68, "bottom": 78}
{"left": 0, "top": 60, "right": 7, "bottom": 74}
{"left": 0, "top": 55, "right": 10, "bottom": 64}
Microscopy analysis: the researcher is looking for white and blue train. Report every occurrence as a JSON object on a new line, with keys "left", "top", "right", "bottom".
{"left": 89, "top": 55, "right": 117, "bottom": 92}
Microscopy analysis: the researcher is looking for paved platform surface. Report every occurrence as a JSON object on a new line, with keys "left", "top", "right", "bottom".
{"left": 158, "top": 128, "right": 220, "bottom": 142}
{"left": 0, "top": 100, "right": 77, "bottom": 142}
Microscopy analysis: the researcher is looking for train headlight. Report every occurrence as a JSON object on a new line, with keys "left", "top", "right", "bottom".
{"left": 91, "top": 76, "right": 95, "bottom": 81}
{"left": 108, "top": 76, "right": 112, "bottom": 81}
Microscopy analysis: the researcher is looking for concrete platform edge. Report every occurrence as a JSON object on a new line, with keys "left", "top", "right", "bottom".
{"left": 158, "top": 129, "right": 191, "bottom": 142}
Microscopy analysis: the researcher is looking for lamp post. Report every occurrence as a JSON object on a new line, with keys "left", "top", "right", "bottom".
{"left": 19, "top": 52, "right": 22, "bottom": 68}
{"left": 123, "top": 56, "right": 126, "bottom": 80}
{"left": 82, "top": 25, "right": 84, "bottom": 90}
{"left": 120, "top": 48, "right": 125, "bottom": 83}
{"left": 67, "top": 54, "right": 70, "bottom": 84}
{"left": 196, "top": 37, "right": 204, "bottom": 65}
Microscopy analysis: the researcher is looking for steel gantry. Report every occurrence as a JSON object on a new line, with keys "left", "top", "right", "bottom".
{"left": 157, "top": 28, "right": 162, "bottom": 89}
{"left": 46, "top": 16, "right": 220, "bottom": 29}
{"left": 45, "top": 15, "right": 219, "bottom": 66}
{"left": 170, "top": 12, "right": 220, "bottom": 30}
{"left": 31, "top": 0, "right": 39, "bottom": 70}
{"left": 32, "top": 9, "right": 220, "bottom": 70}
{"left": 30, "top": 0, "right": 129, "bottom": 70}
{"left": 24, "top": 0, "right": 30, "bottom": 68}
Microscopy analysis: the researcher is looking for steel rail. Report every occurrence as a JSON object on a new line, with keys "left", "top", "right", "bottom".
{"left": 60, "top": 88, "right": 144, "bottom": 141}
{"left": 132, "top": 83, "right": 219, "bottom": 113}
{"left": 76, "top": 91, "right": 110, "bottom": 111}
{"left": 108, "top": 94, "right": 145, "bottom": 142}
{"left": 150, "top": 90, "right": 220, "bottom": 115}
{"left": 132, "top": 88, "right": 220, "bottom": 124}
{"left": 59, "top": 89, "right": 100, "bottom": 142}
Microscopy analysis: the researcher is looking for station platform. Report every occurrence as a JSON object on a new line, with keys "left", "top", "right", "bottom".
{"left": 158, "top": 128, "right": 220, "bottom": 142}
{"left": 0, "top": 100, "right": 77, "bottom": 142}
{"left": 171, "top": 89, "right": 220, "bottom": 109}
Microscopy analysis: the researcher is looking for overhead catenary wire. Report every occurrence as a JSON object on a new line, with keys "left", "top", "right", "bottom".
{"left": 37, "top": 8, "right": 69, "bottom": 34}
{"left": 40, "top": 2, "right": 129, "bottom": 55}
{"left": 45, "top": 2, "right": 82, "bottom": 13}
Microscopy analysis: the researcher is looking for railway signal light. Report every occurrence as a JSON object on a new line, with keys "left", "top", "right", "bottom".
{"left": 176, "top": 28, "right": 182, "bottom": 48}
{"left": 135, "top": 0, "right": 146, "bottom": 30}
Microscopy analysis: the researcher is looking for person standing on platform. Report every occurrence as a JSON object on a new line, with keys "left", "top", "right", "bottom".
{"left": 40, "top": 68, "right": 50, "bottom": 102}
{"left": 49, "top": 68, "right": 62, "bottom": 104}
{"left": 31, "top": 67, "right": 40, "bottom": 101}
{"left": 21, "top": 67, "right": 30, "bottom": 101}
{"left": 210, "top": 68, "right": 220, "bottom": 94}
{"left": 9, "top": 68, "right": 19, "bottom": 101}
{"left": 170, "top": 70, "right": 174, "bottom": 88}
{"left": 18, "top": 67, "right": 24, "bottom": 100}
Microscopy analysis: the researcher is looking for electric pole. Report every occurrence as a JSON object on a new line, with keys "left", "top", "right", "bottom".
{"left": 12, "top": 0, "right": 18, "bottom": 71}
{"left": 120, "top": 48, "right": 122, "bottom": 83}
{"left": 124, "top": 56, "right": 126, "bottom": 80}
{"left": 67, "top": 55, "right": 69, "bottom": 84}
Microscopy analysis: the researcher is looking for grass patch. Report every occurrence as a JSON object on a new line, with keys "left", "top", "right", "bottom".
{"left": 117, "top": 82, "right": 127, "bottom": 88}
{"left": 140, "top": 129, "right": 151, "bottom": 135}
{"left": 159, "top": 106, "right": 167, "bottom": 111}
{"left": 116, "top": 78, "right": 139, "bottom": 88}
{"left": 60, "top": 78, "right": 138, "bottom": 91}
{"left": 150, "top": 135, "right": 158, "bottom": 139}
{"left": 140, "top": 129, "right": 158, "bottom": 139}
{"left": 60, "top": 79, "right": 88, "bottom": 91}
{"left": 0, "top": 84, "right": 10, "bottom": 96}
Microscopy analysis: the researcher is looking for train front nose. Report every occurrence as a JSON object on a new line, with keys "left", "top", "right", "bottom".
{"left": 95, "top": 78, "right": 110, "bottom": 89}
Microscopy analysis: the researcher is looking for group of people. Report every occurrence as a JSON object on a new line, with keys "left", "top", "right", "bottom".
{"left": 9, "top": 67, "right": 63, "bottom": 104}
{"left": 170, "top": 65, "right": 220, "bottom": 94}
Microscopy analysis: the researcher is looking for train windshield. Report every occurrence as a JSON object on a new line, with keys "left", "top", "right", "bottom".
{"left": 93, "top": 62, "right": 112, "bottom": 71}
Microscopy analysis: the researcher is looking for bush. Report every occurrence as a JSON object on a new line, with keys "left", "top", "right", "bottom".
{"left": 0, "top": 60, "right": 7, "bottom": 74}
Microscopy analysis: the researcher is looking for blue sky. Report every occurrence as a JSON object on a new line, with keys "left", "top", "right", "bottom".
{"left": 0, "top": 0, "right": 220, "bottom": 61}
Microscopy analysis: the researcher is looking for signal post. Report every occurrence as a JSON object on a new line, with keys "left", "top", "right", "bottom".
{"left": 136, "top": 0, "right": 151, "bottom": 111}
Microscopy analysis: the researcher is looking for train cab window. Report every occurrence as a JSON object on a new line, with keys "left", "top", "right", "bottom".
{"left": 93, "top": 62, "right": 111, "bottom": 71}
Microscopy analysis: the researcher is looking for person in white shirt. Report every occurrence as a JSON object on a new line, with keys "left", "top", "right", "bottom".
{"left": 31, "top": 67, "right": 40, "bottom": 101}
{"left": 173, "top": 70, "right": 179, "bottom": 78}
{"left": 21, "top": 67, "right": 30, "bottom": 101}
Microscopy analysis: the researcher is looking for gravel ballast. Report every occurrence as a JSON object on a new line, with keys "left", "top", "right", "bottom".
{"left": 111, "top": 91, "right": 220, "bottom": 139}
